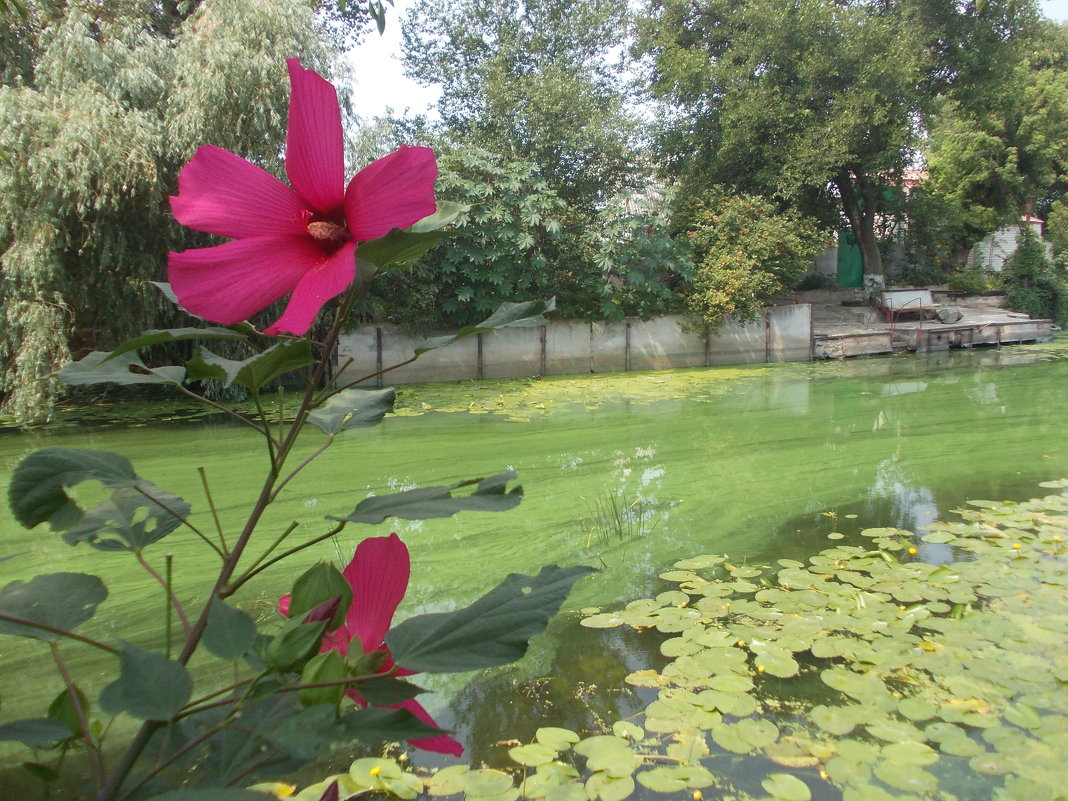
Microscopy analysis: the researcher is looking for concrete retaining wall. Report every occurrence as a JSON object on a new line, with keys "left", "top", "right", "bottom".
{"left": 336, "top": 306, "right": 812, "bottom": 386}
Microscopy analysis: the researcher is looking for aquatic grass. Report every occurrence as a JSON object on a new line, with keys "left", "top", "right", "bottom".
{"left": 583, "top": 491, "right": 660, "bottom": 549}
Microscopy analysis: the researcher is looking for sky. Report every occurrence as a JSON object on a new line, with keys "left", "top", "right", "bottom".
{"left": 346, "top": 0, "right": 1068, "bottom": 122}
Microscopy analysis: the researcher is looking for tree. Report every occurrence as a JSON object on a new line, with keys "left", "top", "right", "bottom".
{"left": 912, "top": 16, "right": 1068, "bottom": 270}
{"left": 637, "top": 0, "right": 927, "bottom": 283}
{"left": 0, "top": 0, "right": 340, "bottom": 423}
{"left": 401, "top": 0, "right": 637, "bottom": 208}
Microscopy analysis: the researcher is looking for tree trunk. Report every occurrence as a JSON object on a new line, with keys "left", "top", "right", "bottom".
{"left": 835, "top": 168, "right": 884, "bottom": 279}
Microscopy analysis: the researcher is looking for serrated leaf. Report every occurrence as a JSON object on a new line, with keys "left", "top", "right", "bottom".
{"left": 9, "top": 448, "right": 138, "bottom": 530}
{"left": 0, "top": 573, "right": 107, "bottom": 640}
{"left": 58, "top": 351, "right": 185, "bottom": 386}
{"left": 186, "top": 340, "right": 314, "bottom": 391}
{"left": 60, "top": 483, "right": 190, "bottom": 551}
{"left": 308, "top": 388, "right": 396, "bottom": 435}
{"left": 413, "top": 299, "right": 555, "bottom": 356}
{"left": 202, "top": 599, "right": 257, "bottom": 661}
{"left": 387, "top": 564, "right": 594, "bottom": 673}
{"left": 99, "top": 642, "right": 192, "bottom": 720}
{"left": 331, "top": 471, "right": 523, "bottom": 525}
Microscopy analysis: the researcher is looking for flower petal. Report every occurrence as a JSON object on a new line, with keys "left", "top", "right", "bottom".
{"left": 399, "top": 699, "right": 464, "bottom": 756}
{"left": 262, "top": 240, "right": 356, "bottom": 336}
{"left": 285, "top": 58, "right": 345, "bottom": 214}
{"left": 170, "top": 145, "right": 308, "bottom": 239}
{"left": 167, "top": 236, "right": 317, "bottom": 325}
{"left": 339, "top": 533, "right": 410, "bottom": 653}
{"left": 344, "top": 145, "right": 438, "bottom": 242}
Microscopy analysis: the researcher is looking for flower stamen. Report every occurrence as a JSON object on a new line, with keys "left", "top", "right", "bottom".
{"left": 307, "top": 220, "right": 349, "bottom": 242}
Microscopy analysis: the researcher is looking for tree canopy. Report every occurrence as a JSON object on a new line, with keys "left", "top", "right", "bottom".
{"left": 0, "top": 0, "right": 341, "bottom": 422}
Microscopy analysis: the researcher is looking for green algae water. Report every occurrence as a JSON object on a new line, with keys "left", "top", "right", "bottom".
{"left": 2, "top": 341, "right": 1067, "bottom": 771}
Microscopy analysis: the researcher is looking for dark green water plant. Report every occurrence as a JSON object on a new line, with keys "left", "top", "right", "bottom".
{"left": 286, "top": 481, "right": 1068, "bottom": 801}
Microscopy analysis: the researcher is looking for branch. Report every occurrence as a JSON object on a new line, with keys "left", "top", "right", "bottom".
{"left": 0, "top": 615, "right": 119, "bottom": 654}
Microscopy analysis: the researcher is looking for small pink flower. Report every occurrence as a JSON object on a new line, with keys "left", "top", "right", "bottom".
{"left": 280, "top": 533, "right": 463, "bottom": 757}
{"left": 168, "top": 59, "right": 437, "bottom": 336}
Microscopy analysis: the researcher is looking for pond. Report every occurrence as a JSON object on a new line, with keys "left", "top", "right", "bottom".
{"left": 2, "top": 340, "right": 1067, "bottom": 782}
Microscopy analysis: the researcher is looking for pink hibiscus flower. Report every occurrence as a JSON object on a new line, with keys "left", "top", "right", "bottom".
{"left": 167, "top": 59, "right": 437, "bottom": 337}
{"left": 280, "top": 533, "right": 463, "bottom": 757}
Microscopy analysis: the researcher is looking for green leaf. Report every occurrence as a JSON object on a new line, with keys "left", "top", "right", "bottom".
{"left": 99, "top": 642, "right": 193, "bottom": 721}
{"left": 0, "top": 573, "right": 107, "bottom": 640}
{"left": 288, "top": 562, "right": 353, "bottom": 630}
{"left": 141, "top": 791, "right": 268, "bottom": 800}
{"left": 307, "top": 388, "right": 396, "bottom": 435}
{"left": 47, "top": 685, "right": 88, "bottom": 739}
{"left": 60, "top": 483, "right": 190, "bottom": 551}
{"left": 331, "top": 471, "right": 523, "bottom": 525}
{"left": 413, "top": 299, "right": 555, "bottom": 356}
{"left": 103, "top": 327, "right": 248, "bottom": 360}
{"left": 202, "top": 599, "right": 258, "bottom": 661}
{"left": 299, "top": 651, "right": 347, "bottom": 708}
{"left": 411, "top": 201, "right": 468, "bottom": 233}
{"left": 9, "top": 448, "right": 137, "bottom": 530}
{"left": 0, "top": 718, "right": 72, "bottom": 748}
{"left": 264, "top": 617, "right": 327, "bottom": 673}
{"left": 387, "top": 564, "right": 595, "bottom": 673}
{"left": 58, "top": 351, "right": 185, "bottom": 387}
{"left": 341, "top": 706, "right": 444, "bottom": 744}
{"left": 761, "top": 773, "right": 812, "bottom": 801}
{"left": 356, "top": 227, "right": 458, "bottom": 271}
{"left": 186, "top": 340, "right": 314, "bottom": 391}
{"left": 355, "top": 676, "right": 426, "bottom": 707}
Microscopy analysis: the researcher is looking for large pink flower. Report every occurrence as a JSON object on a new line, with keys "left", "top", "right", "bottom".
{"left": 167, "top": 59, "right": 437, "bottom": 336}
{"left": 280, "top": 533, "right": 463, "bottom": 757}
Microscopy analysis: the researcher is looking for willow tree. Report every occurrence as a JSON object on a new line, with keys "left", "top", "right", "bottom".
{"left": 0, "top": 0, "right": 342, "bottom": 423}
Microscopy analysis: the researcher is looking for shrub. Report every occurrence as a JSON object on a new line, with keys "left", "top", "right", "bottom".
{"left": 1003, "top": 225, "right": 1068, "bottom": 324}
{"left": 681, "top": 192, "right": 830, "bottom": 331}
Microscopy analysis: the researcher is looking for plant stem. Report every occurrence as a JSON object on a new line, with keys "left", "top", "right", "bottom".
{"left": 270, "top": 435, "right": 335, "bottom": 502}
{"left": 175, "top": 383, "right": 266, "bottom": 435}
{"left": 228, "top": 521, "right": 347, "bottom": 593}
{"left": 136, "top": 552, "right": 191, "bottom": 638}
{"left": 50, "top": 643, "right": 105, "bottom": 791}
{"left": 132, "top": 484, "right": 222, "bottom": 559}
{"left": 97, "top": 285, "right": 362, "bottom": 801}
{"left": 165, "top": 555, "right": 173, "bottom": 659}
{"left": 198, "top": 467, "right": 228, "bottom": 554}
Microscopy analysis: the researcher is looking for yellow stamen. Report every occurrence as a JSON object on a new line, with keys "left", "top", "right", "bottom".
{"left": 307, "top": 220, "right": 348, "bottom": 242}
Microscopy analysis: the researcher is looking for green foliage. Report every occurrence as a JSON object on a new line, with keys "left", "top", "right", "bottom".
{"left": 293, "top": 483, "right": 1068, "bottom": 801}
{"left": 578, "top": 191, "right": 692, "bottom": 321}
{"left": 638, "top": 0, "right": 927, "bottom": 278}
{"left": 373, "top": 149, "right": 567, "bottom": 329}
{"left": 401, "top": 0, "right": 636, "bottom": 207}
{"left": 681, "top": 193, "right": 829, "bottom": 330}
{"left": 1003, "top": 225, "right": 1068, "bottom": 323}
{"left": 0, "top": 0, "right": 336, "bottom": 423}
